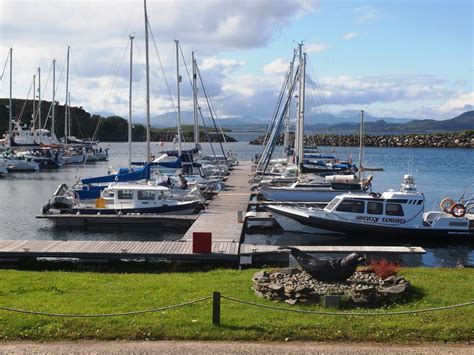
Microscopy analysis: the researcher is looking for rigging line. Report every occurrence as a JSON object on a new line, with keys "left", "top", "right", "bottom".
{"left": 92, "top": 39, "right": 131, "bottom": 141}
{"left": 16, "top": 79, "right": 33, "bottom": 125}
{"left": 196, "top": 64, "right": 226, "bottom": 158}
{"left": 40, "top": 62, "right": 55, "bottom": 129}
{"left": 259, "top": 49, "right": 298, "bottom": 163}
{"left": 179, "top": 44, "right": 225, "bottom": 144}
{"left": 148, "top": 20, "right": 177, "bottom": 113}
{"left": 0, "top": 51, "right": 9, "bottom": 81}
{"left": 178, "top": 46, "right": 220, "bottom": 159}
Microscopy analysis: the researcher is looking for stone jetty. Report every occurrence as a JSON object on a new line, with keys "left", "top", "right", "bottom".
{"left": 249, "top": 131, "right": 474, "bottom": 148}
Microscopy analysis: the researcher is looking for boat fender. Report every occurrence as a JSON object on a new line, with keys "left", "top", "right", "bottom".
{"left": 450, "top": 203, "right": 466, "bottom": 218}
{"left": 440, "top": 198, "right": 455, "bottom": 213}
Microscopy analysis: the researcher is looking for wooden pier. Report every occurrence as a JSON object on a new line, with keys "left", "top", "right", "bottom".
{"left": 0, "top": 240, "right": 425, "bottom": 265}
{"left": 181, "top": 161, "right": 253, "bottom": 243}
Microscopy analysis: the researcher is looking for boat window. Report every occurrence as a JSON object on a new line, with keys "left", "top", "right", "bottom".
{"left": 386, "top": 203, "right": 404, "bottom": 216}
{"left": 117, "top": 190, "right": 133, "bottom": 200}
{"left": 326, "top": 198, "right": 340, "bottom": 210}
{"left": 138, "top": 190, "right": 155, "bottom": 200}
{"left": 367, "top": 201, "right": 383, "bottom": 215}
{"left": 336, "top": 200, "right": 365, "bottom": 213}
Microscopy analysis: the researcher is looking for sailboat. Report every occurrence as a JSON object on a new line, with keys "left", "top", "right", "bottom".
{"left": 2, "top": 47, "right": 40, "bottom": 172}
{"left": 43, "top": 1, "right": 204, "bottom": 216}
{"left": 257, "top": 45, "right": 367, "bottom": 203}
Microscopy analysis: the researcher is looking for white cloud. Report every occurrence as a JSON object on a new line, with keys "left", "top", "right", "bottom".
{"left": 440, "top": 92, "right": 474, "bottom": 113}
{"left": 305, "top": 43, "right": 329, "bottom": 53}
{"left": 263, "top": 58, "right": 289, "bottom": 75}
{"left": 308, "top": 74, "right": 453, "bottom": 106}
{"left": 342, "top": 32, "right": 360, "bottom": 40}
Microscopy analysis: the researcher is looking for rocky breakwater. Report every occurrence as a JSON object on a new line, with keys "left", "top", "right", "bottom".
{"left": 253, "top": 268, "right": 410, "bottom": 306}
{"left": 249, "top": 131, "right": 473, "bottom": 148}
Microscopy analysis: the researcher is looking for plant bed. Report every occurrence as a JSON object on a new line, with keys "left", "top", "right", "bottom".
{"left": 252, "top": 268, "right": 410, "bottom": 307}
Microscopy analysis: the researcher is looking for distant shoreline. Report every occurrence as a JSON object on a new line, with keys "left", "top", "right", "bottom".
{"left": 249, "top": 131, "right": 474, "bottom": 148}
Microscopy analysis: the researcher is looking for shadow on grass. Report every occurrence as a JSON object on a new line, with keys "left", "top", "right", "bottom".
{"left": 1, "top": 259, "right": 239, "bottom": 274}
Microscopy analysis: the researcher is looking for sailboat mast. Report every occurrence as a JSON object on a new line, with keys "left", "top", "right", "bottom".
{"left": 128, "top": 35, "right": 134, "bottom": 170}
{"left": 32, "top": 74, "right": 35, "bottom": 125}
{"left": 175, "top": 40, "right": 182, "bottom": 156}
{"left": 38, "top": 67, "right": 42, "bottom": 140}
{"left": 296, "top": 44, "right": 306, "bottom": 167}
{"left": 52, "top": 59, "right": 56, "bottom": 138}
{"left": 64, "top": 45, "right": 70, "bottom": 144}
{"left": 144, "top": 0, "right": 151, "bottom": 162}
{"left": 358, "top": 109, "right": 365, "bottom": 180}
{"left": 8, "top": 47, "right": 12, "bottom": 138}
{"left": 68, "top": 92, "right": 71, "bottom": 138}
{"left": 192, "top": 51, "right": 198, "bottom": 147}
{"left": 284, "top": 49, "right": 296, "bottom": 155}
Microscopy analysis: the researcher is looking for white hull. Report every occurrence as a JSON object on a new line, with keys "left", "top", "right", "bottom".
{"left": 268, "top": 205, "right": 341, "bottom": 234}
{"left": 64, "top": 154, "right": 86, "bottom": 165}
{"left": 1, "top": 158, "right": 40, "bottom": 171}
{"left": 260, "top": 186, "right": 357, "bottom": 202}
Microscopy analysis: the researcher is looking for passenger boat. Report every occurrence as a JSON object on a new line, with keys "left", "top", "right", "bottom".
{"left": 42, "top": 182, "right": 204, "bottom": 215}
{"left": 266, "top": 175, "right": 474, "bottom": 238}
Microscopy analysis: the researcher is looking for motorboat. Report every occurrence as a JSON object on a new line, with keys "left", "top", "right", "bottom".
{"left": 42, "top": 182, "right": 204, "bottom": 215}
{"left": 259, "top": 174, "right": 370, "bottom": 202}
{"left": 266, "top": 175, "right": 474, "bottom": 238}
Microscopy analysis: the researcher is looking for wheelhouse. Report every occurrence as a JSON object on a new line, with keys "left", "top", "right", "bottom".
{"left": 324, "top": 194, "right": 425, "bottom": 220}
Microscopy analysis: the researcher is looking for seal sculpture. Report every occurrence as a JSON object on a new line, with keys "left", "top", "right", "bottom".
{"left": 279, "top": 247, "right": 366, "bottom": 281}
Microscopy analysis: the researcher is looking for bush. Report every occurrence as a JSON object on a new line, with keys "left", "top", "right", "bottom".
{"left": 370, "top": 259, "right": 399, "bottom": 279}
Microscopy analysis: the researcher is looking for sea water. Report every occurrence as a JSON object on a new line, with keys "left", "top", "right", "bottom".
{"left": 0, "top": 141, "right": 472, "bottom": 266}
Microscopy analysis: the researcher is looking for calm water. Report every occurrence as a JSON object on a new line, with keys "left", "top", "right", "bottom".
{"left": 0, "top": 141, "right": 472, "bottom": 266}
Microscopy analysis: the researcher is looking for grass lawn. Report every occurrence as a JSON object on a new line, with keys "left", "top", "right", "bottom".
{"left": 0, "top": 268, "right": 472, "bottom": 342}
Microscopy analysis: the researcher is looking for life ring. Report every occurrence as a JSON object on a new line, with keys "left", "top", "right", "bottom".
{"left": 450, "top": 203, "right": 466, "bottom": 218}
{"left": 439, "top": 198, "right": 455, "bottom": 213}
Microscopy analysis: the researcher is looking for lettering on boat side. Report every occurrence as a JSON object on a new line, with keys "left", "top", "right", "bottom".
{"left": 382, "top": 217, "right": 405, "bottom": 223}
{"left": 355, "top": 216, "right": 379, "bottom": 223}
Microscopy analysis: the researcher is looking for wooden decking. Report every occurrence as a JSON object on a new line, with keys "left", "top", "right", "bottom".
{"left": 0, "top": 240, "right": 425, "bottom": 264}
{"left": 181, "top": 161, "right": 253, "bottom": 243}
{"left": 0, "top": 240, "right": 240, "bottom": 262}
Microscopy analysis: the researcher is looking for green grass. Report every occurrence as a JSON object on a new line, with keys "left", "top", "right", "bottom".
{"left": 0, "top": 268, "right": 473, "bottom": 342}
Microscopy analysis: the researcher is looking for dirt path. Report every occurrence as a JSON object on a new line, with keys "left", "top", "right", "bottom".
{"left": 0, "top": 341, "right": 472, "bottom": 354}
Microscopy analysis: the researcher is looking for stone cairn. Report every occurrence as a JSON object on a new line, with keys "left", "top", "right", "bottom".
{"left": 253, "top": 268, "right": 410, "bottom": 306}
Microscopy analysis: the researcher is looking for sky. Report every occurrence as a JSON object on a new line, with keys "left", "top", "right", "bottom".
{"left": 0, "top": 0, "right": 472, "bottom": 124}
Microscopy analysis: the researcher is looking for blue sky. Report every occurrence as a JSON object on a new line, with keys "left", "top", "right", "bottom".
{"left": 0, "top": 0, "right": 472, "bottom": 122}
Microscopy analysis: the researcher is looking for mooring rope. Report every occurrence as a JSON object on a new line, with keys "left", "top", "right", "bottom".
{"left": 0, "top": 296, "right": 211, "bottom": 318}
{"left": 221, "top": 295, "right": 474, "bottom": 316}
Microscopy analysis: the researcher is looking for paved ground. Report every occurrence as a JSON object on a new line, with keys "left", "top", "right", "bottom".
{"left": 0, "top": 341, "right": 473, "bottom": 354}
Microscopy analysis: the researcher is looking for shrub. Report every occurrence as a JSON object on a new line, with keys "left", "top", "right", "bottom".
{"left": 370, "top": 259, "right": 399, "bottom": 279}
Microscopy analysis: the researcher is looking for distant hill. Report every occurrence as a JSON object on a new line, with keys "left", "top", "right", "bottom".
{"left": 305, "top": 111, "right": 474, "bottom": 134}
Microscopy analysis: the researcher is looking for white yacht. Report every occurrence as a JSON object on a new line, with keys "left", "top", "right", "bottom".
{"left": 266, "top": 175, "right": 473, "bottom": 238}
{"left": 43, "top": 182, "right": 204, "bottom": 215}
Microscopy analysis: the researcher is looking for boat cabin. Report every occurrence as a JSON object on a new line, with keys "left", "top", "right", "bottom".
{"left": 100, "top": 184, "right": 171, "bottom": 209}
{"left": 323, "top": 175, "right": 425, "bottom": 226}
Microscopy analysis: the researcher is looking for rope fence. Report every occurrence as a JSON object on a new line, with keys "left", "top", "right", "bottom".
{"left": 0, "top": 292, "right": 473, "bottom": 325}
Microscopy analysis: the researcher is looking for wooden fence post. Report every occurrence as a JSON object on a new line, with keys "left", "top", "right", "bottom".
{"left": 212, "top": 291, "right": 221, "bottom": 326}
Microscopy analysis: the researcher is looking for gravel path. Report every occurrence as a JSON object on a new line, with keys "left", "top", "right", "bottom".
{"left": 0, "top": 341, "right": 472, "bottom": 354}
